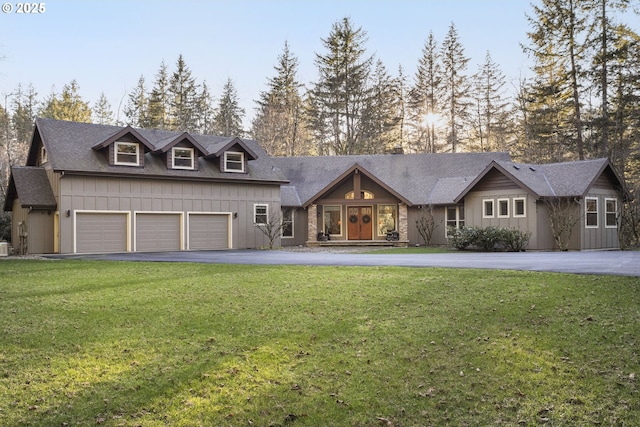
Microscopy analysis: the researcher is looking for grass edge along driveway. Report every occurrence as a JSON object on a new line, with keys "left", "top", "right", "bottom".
{"left": 1, "top": 260, "right": 638, "bottom": 426}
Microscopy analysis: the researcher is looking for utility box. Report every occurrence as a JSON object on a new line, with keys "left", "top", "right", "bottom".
{"left": 0, "top": 242, "right": 8, "bottom": 256}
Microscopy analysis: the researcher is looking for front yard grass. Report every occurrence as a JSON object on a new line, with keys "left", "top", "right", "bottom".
{"left": 0, "top": 260, "right": 638, "bottom": 426}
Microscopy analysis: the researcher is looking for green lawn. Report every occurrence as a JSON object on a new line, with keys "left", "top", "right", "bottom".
{"left": 0, "top": 260, "right": 638, "bottom": 426}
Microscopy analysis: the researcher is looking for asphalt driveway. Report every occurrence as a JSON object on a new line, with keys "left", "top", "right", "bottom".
{"left": 48, "top": 249, "right": 640, "bottom": 276}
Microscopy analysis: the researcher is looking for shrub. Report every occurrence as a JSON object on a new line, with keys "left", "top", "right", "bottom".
{"left": 449, "top": 226, "right": 532, "bottom": 252}
{"left": 500, "top": 228, "right": 532, "bottom": 252}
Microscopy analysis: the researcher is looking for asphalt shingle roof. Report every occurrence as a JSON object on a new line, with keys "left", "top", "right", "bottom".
{"left": 273, "top": 152, "right": 512, "bottom": 206}
{"left": 35, "top": 118, "right": 287, "bottom": 184}
{"left": 6, "top": 166, "right": 57, "bottom": 210}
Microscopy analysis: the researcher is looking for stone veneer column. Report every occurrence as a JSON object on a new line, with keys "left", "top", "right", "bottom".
{"left": 307, "top": 204, "right": 318, "bottom": 245}
{"left": 398, "top": 203, "right": 408, "bottom": 242}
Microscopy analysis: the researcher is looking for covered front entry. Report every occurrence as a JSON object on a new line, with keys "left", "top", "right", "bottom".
{"left": 347, "top": 206, "right": 373, "bottom": 240}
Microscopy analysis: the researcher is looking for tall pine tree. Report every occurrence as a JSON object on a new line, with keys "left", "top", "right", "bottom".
{"left": 252, "top": 41, "right": 309, "bottom": 156}
{"left": 309, "top": 17, "right": 373, "bottom": 155}
{"left": 440, "top": 23, "right": 470, "bottom": 152}
{"left": 214, "top": 78, "right": 245, "bottom": 137}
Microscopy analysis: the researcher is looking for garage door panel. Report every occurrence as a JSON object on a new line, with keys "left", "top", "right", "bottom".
{"left": 136, "top": 213, "right": 181, "bottom": 252}
{"left": 76, "top": 213, "right": 127, "bottom": 253}
{"left": 189, "top": 214, "right": 229, "bottom": 250}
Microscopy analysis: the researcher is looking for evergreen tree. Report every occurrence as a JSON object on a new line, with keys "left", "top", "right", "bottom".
{"left": 124, "top": 75, "right": 148, "bottom": 127}
{"left": 148, "top": 61, "right": 171, "bottom": 130}
{"left": 11, "top": 84, "right": 38, "bottom": 150}
{"left": 470, "top": 51, "right": 511, "bottom": 152}
{"left": 196, "top": 81, "right": 216, "bottom": 135}
{"left": 40, "top": 80, "right": 92, "bottom": 123}
{"left": 214, "top": 78, "right": 245, "bottom": 136}
{"left": 309, "top": 17, "right": 373, "bottom": 155}
{"left": 440, "top": 23, "right": 471, "bottom": 152}
{"left": 360, "top": 60, "right": 402, "bottom": 153}
{"left": 252, "top": 41, "right": 309, "bottom": 156}
{"left": 93, "top": 92, "right": 114, "bottom": 125}
{"left": 525, "top": 0, "right": 588, "bottom": 159}
{"left": 168, "top": 55, "right": 199, "bottom": 131}
{"left": 408, "top": 32, "right": 443, "bottom": 153}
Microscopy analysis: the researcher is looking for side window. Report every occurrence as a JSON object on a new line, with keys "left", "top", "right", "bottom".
{"left": 605, "top": 198, "right": 618, "bottom": 228}
{"left": 585, "top": 197, "right": 598, "bottom": 228}
{"left": 282, "top": 208, "right": 293, "bottom": 238}
{"left": 483, "top": 199, "right": 494, "bottom": 218}
{"left": 254, "top": 204, "right": 268, "bottom": 225}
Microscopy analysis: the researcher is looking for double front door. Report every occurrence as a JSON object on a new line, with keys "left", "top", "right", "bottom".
{"left": 348, "top": 206, "right": 373, "bottom": 240}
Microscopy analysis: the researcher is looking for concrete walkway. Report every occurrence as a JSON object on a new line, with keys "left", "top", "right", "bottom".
{"left": 47, "top": 249, "right": 640, "bottom": 277}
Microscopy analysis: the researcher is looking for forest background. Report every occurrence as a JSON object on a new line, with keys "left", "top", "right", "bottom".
{"left": 1, "top": 0, "right": 639, "bottom": 244}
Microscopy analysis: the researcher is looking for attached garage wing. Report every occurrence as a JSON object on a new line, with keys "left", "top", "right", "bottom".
{"left": 188, "top": 213, "right": 231, "bottom": 250}
{"left": 135, "top": 212, "right": 183, "bottom": 252}
{"left": 75, "top": 211, "right": 129, "bottom": 254}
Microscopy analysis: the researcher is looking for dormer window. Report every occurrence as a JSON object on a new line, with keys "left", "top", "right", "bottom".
{"left": 172, "top": 147, "right": 195, "bottom": 170}
{"left": 115, "top": 141, "right": 139, "bottom": 166}
{"left": 224, "top": 151, "right": 245, "bottom": 173}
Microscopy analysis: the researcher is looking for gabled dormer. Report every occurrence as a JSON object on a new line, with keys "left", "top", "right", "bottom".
{"left": 92, "top": 126, "right": 154, "bottom": 168}
{"left": 154, "top": 132, "right": 208, "bottom": 171}
{"left": 208, "top": 137, "right": 259, "bottom": 174}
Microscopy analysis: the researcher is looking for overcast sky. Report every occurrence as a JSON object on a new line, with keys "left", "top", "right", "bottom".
{"left": 0, "top": 0, "right": 620, "bottom": 127}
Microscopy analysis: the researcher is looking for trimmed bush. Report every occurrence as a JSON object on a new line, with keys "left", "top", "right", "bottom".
{"left": 449, "top": 226, "right": 531, "bottom": 252}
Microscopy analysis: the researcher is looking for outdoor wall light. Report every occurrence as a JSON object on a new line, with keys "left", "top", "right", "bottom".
{"left": 233, "top": 212, "right": 238, "bottom": 218}
{"left": 66, "top": 210, "right": 71, "bottom": 217}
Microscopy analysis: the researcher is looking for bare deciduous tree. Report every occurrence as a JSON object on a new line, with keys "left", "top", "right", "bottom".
{"left": 545, "top": 197, "right": 580, "bottom": 250}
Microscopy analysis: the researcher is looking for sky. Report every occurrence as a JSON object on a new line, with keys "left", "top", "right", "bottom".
{"left": 0, "top": 0, "right": 567, "bottom": 127}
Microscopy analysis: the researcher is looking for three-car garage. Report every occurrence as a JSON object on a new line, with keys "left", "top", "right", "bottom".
{"left": 73, "top": 211, "right": 231, "bottom": 254}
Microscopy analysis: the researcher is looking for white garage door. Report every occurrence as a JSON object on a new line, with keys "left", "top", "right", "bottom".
{"left": 188, "top": 214, "right": 230, "bottom": 250}
{"left": 136, "top": 213, "right": 181, "bottom": 252}
{"left": 76, "top": 212, "right": 128, "bottom": 254}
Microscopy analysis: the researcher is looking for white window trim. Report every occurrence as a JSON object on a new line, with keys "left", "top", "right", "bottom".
{"left": 445, "top": 205, "right": 465, "bottom": 238}
{"left": 172, "top": 147, "right": 195, "bottom": 170}
{"left": 513, "top": 197, "right": 526, "bottom": 218}
{"left": 497, "top": 198, "right": 510, "bottom": 218}
{"left": 483, "top": 199, "right": 495, "bottom": 218}
{"left": 254, "top": 203, "right": 268, "bottom": 225}
{"left": 605, "top": 198, "right": 618, "bottom": 229}
{"left": 114, "top": 141, "right": 140, "bottom": 166}
{"left": 224, "top": 151, "right": 245, "bottom": 173}
{"left": 585, "top": 197, "right": 599, "bottom": 228}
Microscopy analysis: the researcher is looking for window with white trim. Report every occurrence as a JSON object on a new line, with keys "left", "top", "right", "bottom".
{"left": 605, "top": 198, "right": 618, "bottom": 228}
{"left": 585, "top": 197, "right": 598, "bottom": 228}
{"left": 498, "top": 198, "right": 509, "bottom": 218}
{"left": 282, "top": 208, "right": 294, "bottom": 238}
{"left": 115, "top": 141, "right": 140, "bottom": 166}
{"left": 483, "top": 199, "right": 494, "bottom": 218}
{"left": 446, "top": 206, "right": 465, "bottom": 237}
{"left": 254, "top": 204, "right": 268, "bottom": 225}
{"left": 224, "top": 151, "right": 245, "bottom": 173}
{"left": 172, "top": 147, "right": 195, "bottom": 170}
{"left": 513, "top": 197, "right": 526, "bottom": 217}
